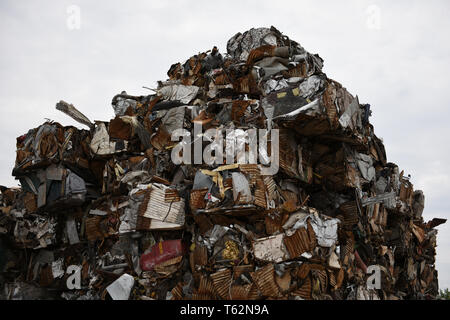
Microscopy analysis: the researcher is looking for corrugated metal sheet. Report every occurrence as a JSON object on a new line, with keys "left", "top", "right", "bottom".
{"left": 282, "top": 63, "right": 307, "bottom": 78}
{"left": 313, "top": 269, "right": 328, "bottom": 293}
{"left": 190, "top": 188, "right": 208, "bottom": 211}
{"left": 165, "top": 188, "right": 181, "bottom": 203}
{"left": 251, "top": 264, "right": 280, "bottom": 298}
{"left": 136, "top": 215, "right": 152, "bottom": 230}
{"left": 239, "top": 163, "right": 260, "bottom": 175}
{"left": 292, "top": 276, "right": 311, "bottom": 300}
{"left": 254, "top": 178, "right": 267, "bottom": 209}
{"left": 328, "top": 269, "right": 336, "bottom": 289}
{"left": 279, "top": 133, "right": 298, "bottom": 177}
{"left": 263, "top": 176, "right": 276, "bottom": 201}
{"left": 191, "top": 293, "right": 212, "bottom": 300}
{"left": 230, "top": 284, "right": 252, "bottom": 300}
{"left": 247, "top": 283, "right": 261, "bottom": 300}
{"left": 211, "top": 269, "right": 232, "bottom": 300}
{"left": 340, "top": 201, "right": 359, "bottom": 228}
{"left": 154, "top": 256, "right": 183, "bottom": 269}
{"left": 283, "top": 222, "right": 316, "bottom": 258}
{"left": 343, "top": 236, "right": 354, "bottom": 259}
{"left": 198, "top": 274, "right": 215, "bottom": 296}
{"left": 213, "top": 73, "right": 229, "bottom": 86}
{"left": 297, "top": 263, "right": 311, "bottom": 280}
{"left": 139, "top": 184, "right": 185, "bottom": 225}
{"left": 307, "top": 220, "right": 317, "bottom": 249}
{"left": 171, "top": 282, "right": 184, "bottom": 300}
{"left": 193, "top": 244, "right": 208, "bottom": 267}
{"left": 234, "top": 76, "right": 251, "bottom": 94}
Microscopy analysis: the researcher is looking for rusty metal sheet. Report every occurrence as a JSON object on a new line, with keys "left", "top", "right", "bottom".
{"left": 292, "top": 276, "right": 312, "bottom": 300}
{"left": 165, "top": 188, "right": 181, "bottom": 203}
{"left": 230, "top": 284, "right": 252, "bottom": 300}
{"left": 251, "top": 264, "right": 281, "bottom": 298}
{"left": 283, "top": 226, "right": 314, "bottom": 258}
{"left": 339, "top": 201, "right": 359, "bottom": 229}
{"left": 193, "top": 244, "right": 208, "bottom": 267}
{"left": 190, "top": 188, "right": 208, "bottom": 211}
{"left": 211, "top": 269, "right": 232, "bottom": 300}
{"left": 198, "top": 275, "right": 215, "bottom": 296}
{"left": 85, "top": 216, "right": 104, "bottom": 241}
{"left": 265, "top": 214, "right": 283, "bottom": 235}
{"left": 171, "top": 282, "right": 184, "bottom": 300}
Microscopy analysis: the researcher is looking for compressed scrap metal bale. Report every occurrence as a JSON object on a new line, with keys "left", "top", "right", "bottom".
{"left": 0, "top": 26, "right": 446, "bottom": 300}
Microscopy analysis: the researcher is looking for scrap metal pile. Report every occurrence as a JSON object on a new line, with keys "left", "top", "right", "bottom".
{"left": 0, "top": 26, "right": 446, "bottom": 300}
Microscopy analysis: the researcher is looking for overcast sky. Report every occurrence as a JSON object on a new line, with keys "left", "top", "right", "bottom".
{"left": 1, "top": 0, "right": 449, "bottom": 291}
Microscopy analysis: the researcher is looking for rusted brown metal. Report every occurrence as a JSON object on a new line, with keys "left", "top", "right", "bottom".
{"left": 293, "top": 276, "right": 312, "bottom": 300}
{"left": 211, "top": 269, "right": 232, "bottom": 300}
{"left": 283, "top": 223, "right": 315, "bottom": 259}
{"left": 190, "top": 188, "right": 208, "bottom": 211}
{"left": 251, "top": 264, "right": 281, "bottom": 298}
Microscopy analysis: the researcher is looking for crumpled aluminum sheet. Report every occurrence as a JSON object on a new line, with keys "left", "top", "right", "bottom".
{"left": 264, "top": 79, "right": 289, "bottom": 95}
{"left": 106, "top": 273, "right": 135, "bottom": 300}
{"left": 231, "top": 172, "right": 252, "bottom": 202}
{"left": 338, "top": 96, "right": 362, "bottom": 130}
{"left": 298, "top": 75, "right": 325, "bottom": 99}
{"left": 254, "top": 56, "right": 289, "bottom": 79}
{"left": 204, "top": 225, "right": 229, "bottom": 250}
{"left": 113, "top": 97, "right": 137, "bottom": 116}
{"left": 356, "top": 153, "right": 376, "bottom": 182}
{"left": 282, "top": 210, "right": 340, "bottom": 248}
{"left": 158, "top": 84, "right": 199, "bottom": 105}
{"left": 90, "top": 122, "right": 128, "bottom": 155}
{"left": 161, "top": 106, "right": 186, "bottom": 132}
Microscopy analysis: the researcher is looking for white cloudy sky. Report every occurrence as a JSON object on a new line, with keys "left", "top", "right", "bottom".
{"left": 1, "top": 0, "right": 449, "bottom": 290}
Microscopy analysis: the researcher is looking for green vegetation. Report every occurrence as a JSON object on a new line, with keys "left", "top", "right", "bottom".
{"left": 438, "top": 288, "right": 450, "bottom": 300}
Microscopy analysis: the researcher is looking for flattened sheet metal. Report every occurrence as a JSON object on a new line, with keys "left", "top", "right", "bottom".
{"left": 253, "top": 234, "right": 290, "bottom": 263}
{"left": 106, "top": 273, "right": 135, "bottom": 300}
{"left": 138, "top": 184, "right": 185, "bottom": 226}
